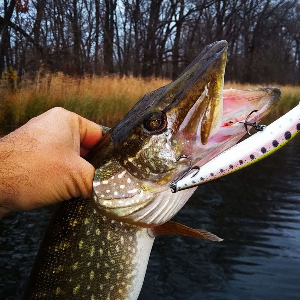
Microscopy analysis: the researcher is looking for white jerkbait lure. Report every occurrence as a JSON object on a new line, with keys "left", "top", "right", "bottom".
{"left": 172, "top": 103, "right": 300, "bottom": 192}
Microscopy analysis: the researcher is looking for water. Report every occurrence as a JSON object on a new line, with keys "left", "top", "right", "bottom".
{"left": 1, "top": 137, "right": 300, "bottom": 299}
{"left": 141, "top": 136, "right": 300, "bottom": 300}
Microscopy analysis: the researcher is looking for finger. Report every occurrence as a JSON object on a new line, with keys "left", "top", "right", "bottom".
{"left": 70, "top": 156, "right": 96, "bottom": 199}
{"left": 80, "top": 146, "right": 90, "bottom": 157}
{"left": 78, "top": 116, "right": 102, "bottom": 154}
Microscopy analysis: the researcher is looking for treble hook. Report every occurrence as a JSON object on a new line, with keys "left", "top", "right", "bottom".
{"left": 170, "top": 155, "right": 200, "bottom": 193}
{"left": 239, "top": 110, "right": 266, "bottom": 135}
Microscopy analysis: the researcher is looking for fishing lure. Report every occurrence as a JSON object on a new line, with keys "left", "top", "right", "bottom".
{"left": 171, "top": 103, "right": 300, "bottom": 192}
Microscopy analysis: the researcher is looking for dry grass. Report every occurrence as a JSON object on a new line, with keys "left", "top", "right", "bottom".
{"left": 0, "top": 74, "right": 299, "bottom": 134}
{"left": 0, "top": 73, "right": 170, "bottom": 130}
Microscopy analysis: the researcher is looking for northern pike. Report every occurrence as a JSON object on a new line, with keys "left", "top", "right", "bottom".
{"left": 23, "top": 41, "right": 280, "bottom": 300}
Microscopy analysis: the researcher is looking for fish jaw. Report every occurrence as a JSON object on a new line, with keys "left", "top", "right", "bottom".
{"left": 91, "top": 41, "right": 280, "bottom": 227}
{"left": 165, "top": 40, "right": 227, "bottom": 145}
{"left": 186, "top": 87, "right": 281, "bottom": 168}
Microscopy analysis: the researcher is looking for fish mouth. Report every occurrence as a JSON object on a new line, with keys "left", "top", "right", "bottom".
{"left": 91, "top": 41, "right": 281, "bottom": 227}
{"left": 166, "top": 40, "right": 228, "bottom": 146}
{"left": 169, "top": 42, "right": 281, "bottom": 176}
{"left": 189, "top": 87, "right": 281, "bottom": 168}
{"left": 222, "top": 87, "right": 281, "bottom": 128}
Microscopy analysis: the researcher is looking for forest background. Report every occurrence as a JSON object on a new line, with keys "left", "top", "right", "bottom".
{"left": 1, "top": 0, "right": 300, "bottom": 129}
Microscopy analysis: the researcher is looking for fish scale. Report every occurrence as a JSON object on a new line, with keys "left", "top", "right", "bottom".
{"left": 23, "top": 198, "right": 154, "bottom": 299}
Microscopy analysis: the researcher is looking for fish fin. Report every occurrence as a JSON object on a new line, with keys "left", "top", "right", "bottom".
{"left": 152, "top": 221, "right": 223, "bottom": 242}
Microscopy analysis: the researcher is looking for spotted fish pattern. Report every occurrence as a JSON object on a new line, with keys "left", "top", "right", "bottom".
{"left": 175, "top": 103, "right": 300, "bottom": 191}
{"left": 23, "top": 198, "right": 154, "bottom": 299}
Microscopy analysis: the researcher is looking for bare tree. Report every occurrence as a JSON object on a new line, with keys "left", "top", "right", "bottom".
{"left": 1, "top": 0, "right": 299, "bottom": 84}
{"left": 103, "top": 0, "right": 116, "bottom": 74}
{"left": 0, "top": 0, "right": 16, "bottom": 75}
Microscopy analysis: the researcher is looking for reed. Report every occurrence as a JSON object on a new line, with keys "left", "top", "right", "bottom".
{"left": 0, "top": 73, "right": 170, "bottom": 130}
{"left": 275, "top": 85, "right": 300, "bottom": 112}
{"left": 0, "top": 74, "right": 299, "bottom": 134}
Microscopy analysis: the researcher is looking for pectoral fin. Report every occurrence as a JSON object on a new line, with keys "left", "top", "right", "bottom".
{"left": 152, "top": 221, "right": 223, "bottom": 242}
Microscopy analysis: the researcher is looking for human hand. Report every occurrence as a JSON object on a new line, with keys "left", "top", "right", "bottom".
{"left": 0, "top": 107, "right": 102, "bottom": 217}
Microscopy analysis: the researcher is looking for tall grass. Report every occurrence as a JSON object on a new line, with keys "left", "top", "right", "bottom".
{"left": 0, "top": 73, "right": 170, "bottom": 131}
{"left": 0, "top": 73, "right": 299, "bottom": 134}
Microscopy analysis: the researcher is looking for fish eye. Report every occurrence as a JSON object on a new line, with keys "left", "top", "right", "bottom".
{"left": 143, "top": 111, "right": 167, "bottom": 134}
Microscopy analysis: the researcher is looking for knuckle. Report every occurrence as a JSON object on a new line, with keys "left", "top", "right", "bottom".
{"left": 67, "top": 158, "right": 94, "bottom": 199}
{"left": 48, "top": 107, "right": 70, "bottom": 119}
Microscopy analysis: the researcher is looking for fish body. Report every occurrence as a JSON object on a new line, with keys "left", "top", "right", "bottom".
{"left": 23, "top": 198, "right": 154, "bottom": 300}
{"left": 23, "top": 41, "right": 280, "bottom": 300}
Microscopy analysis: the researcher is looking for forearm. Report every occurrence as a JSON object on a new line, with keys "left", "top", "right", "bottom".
{"left": 0, "top": 133, "right": 19, "bottom": 217}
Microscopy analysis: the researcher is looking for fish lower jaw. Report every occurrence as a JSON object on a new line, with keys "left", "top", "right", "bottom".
{"left": 92, "top": 187, "right": 197, "bottom": 228}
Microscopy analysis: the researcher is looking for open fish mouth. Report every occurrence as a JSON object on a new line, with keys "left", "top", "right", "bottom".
{"left": 91, "top": 41, "right": 281, "bottom": 227}
{"left": 186, "top": 86, "right": 281, "bottom": 169}
{"left": 172, "top": 103, "right": 300, "bottom": 192}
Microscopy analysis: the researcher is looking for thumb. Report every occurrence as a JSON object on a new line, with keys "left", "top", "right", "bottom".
{"left": 77, "top": 116, "right": 102, "bottom": 157}
{"left": 68, "top": 155, "right": 96, "bottom": 199}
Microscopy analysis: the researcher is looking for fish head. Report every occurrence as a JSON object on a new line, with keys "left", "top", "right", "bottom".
{"left": 91, "top": 41, "right": 280, "bottom": 227}
{"left": 111, "top": 41, "right": 228, "bottom": 184}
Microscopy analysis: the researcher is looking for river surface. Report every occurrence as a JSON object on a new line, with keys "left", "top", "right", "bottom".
{"left": 1, "top": 129, "right": 300, "bottom": 299}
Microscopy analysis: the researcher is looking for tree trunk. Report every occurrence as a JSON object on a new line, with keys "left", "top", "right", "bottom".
{"left": 71, "top": 0, "right": 82, "bottom": 75}
{"left": 103, "top": 0, "right": 116, "bottom": 74}
{"left": 132, "top": 0, "right": 141, "bottom": 77}
{"left": 0, "top": 0, "right": 16, "bottom": 76}
{"left": 172, "top": 0, "right": 184, "bottom": 79}
{"left": 142, "top": 0, "right": 163, "bottom": 77}
{"left": 95, "top": 0, "right": 100, "bottom": 75}
{"left": 32, "top": 0, "right": 45, "bottom": 72}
